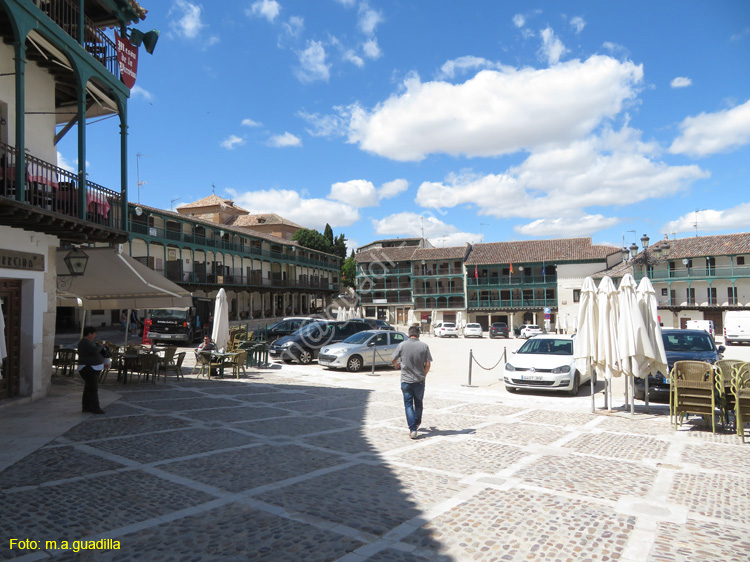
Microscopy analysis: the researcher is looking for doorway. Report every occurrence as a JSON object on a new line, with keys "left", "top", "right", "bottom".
{"left": 0, "top": 279, "right": 21, "bottom": 399}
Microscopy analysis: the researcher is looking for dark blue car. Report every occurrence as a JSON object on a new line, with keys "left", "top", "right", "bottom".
{"left": 634, "top": 329, "right": 725, "bottom": 401}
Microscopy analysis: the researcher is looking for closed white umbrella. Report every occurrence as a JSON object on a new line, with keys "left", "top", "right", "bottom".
{"left": 574, "top": 277, "right": 599, "bottom": 412}
{"left": 336, "top": 306, "right": 343, "bottom": 321}
{"left": 596, "top": 276, "right": 622, "bottom": 410}
{"left": 617, "top": 273, "right": 655, "bottom": 413}
{"left": 456, "top": 311, "right": 464, "bottom": 329}
{"left": 212, "top": 288, "right": 230, "bottom": 351}
{"left": 407, "top": 309, "right": 415, "bottom": 326}
{"left": 637, "top": 277, "right": 668, "bottom": 411}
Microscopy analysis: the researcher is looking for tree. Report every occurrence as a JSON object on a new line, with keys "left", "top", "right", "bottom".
{"left": 341, "top": 254, "right": 356, "bottom": 288}
{"left": 323, "top": 224, "right": 334, "bottom": 246}
{"left": 292, "top": 229, "right": 333, "bottom": 254}
{"left": 332, "top": 233, "right": 347, "bottom": 261}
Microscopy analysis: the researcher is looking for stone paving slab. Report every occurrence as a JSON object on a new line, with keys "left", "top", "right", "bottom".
{"left": 2, "top": 367, "right": 749, "bottom": 561}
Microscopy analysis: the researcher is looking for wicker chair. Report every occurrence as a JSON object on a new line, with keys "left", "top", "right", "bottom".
{"left": 714, "top": 359, "right": 743, "bottom": 430}
{"left": 672, "top": 360, "right": 716, "bottom": 433}
{"left": 164, "top": 352, "right": 187, "bottom": 381}
{"left": 730, "top": 362, "right": 750, "bottom": 443}
{"left": 227, "top": 351, "right": 247, "bottom": 379}
{"left": 194, "top": 350, "right": 221, "bottom": 378}
{"left": 153, "top": 346, "right": 178, "bottom": 383}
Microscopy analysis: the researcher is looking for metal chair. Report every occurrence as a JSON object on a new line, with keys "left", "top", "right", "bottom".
{"left": 730, "top": 362, "right": 750, "bottom": 443}
{"left": 194, "top": 350, "right": 220, "bottom": 378}
{"left": 53, "top": 348, "right": 77, "bottom": 377}
{"left": 672, "top": 360, "right": 716, "bottom": 433}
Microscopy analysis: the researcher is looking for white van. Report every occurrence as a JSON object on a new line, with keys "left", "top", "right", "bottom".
{"left": 724, "top": 311, "right": 750, "bottom": 345}
{"left": 686, "top": 319, "right": 715, "bottom": 339}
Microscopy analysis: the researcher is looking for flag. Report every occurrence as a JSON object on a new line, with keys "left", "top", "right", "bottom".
{"left": 474, "top": 265, "right": 478, "bottom": 279}
{"left": 510, "top": 262, "right": 514, "bottom": 274}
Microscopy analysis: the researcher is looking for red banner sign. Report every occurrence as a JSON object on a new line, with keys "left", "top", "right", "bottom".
{"left": 115, "top": 31, "right": 138, "bottom": 89}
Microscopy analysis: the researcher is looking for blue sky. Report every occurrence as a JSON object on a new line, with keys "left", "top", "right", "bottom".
{"left": 59, "top": 1, "right": 750, "bottom": 253}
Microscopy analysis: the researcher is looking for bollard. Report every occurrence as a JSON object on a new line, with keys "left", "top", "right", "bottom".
{"left": 368, "top": 343, "right": 379, "bottom": 376}
{"left": 462, "top": 349, "right": 477, "bottom": 387}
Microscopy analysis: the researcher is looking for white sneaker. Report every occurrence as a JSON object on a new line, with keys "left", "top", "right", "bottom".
{"left": 409, "top": 431, "right": 418, "bottom": 439}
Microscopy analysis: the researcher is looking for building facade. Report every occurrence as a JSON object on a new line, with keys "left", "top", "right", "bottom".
{"left": 0, "top": 0, "right": 147, "bottom": 399}
{"left": 355, "top": 238, "right": 621, "bottom": 332}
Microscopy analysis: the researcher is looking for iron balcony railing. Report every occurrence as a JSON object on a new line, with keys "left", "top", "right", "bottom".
{"left": 0, "top": 141, "right": 122, "bottom": 229}
{"left": 164, "top": 268, "right": 335, "bottom": 291}
{"left": 413, "top": 266, "right": 464, "bottom": 276}
{"left": 635, "top": 265, "right": 750, "bottom": 281}
{"left": 412, "top": 286, "right": 465, "bottom": 295}
{"left": 467, "top": 275, "right": 558, "bottom": 287}
{"left": 468, "top": 298, "right": 558, "bottom": 309}
{"left": 32, "top": 0, "right": 120, "bottom": 79}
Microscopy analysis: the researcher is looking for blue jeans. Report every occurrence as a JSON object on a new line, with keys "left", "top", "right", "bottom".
{"left": 401, "top": 381, "right": 425, "bottom": 431}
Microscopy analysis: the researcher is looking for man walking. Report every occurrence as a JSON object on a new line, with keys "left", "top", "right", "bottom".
{"left": 392, "top": 325, "right": 432, "bottom": 439}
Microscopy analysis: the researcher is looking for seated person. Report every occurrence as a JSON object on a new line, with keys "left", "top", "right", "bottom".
{"left": 198, "top": 336, "right": 216, "bottom": 351}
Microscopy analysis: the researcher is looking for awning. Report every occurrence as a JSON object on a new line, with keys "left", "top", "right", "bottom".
{"left": 56, "top": 247, "right": 193, "bottom": 310}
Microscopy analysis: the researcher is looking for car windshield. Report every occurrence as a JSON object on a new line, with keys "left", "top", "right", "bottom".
{"left": 518, "top": 338, "right": 573, "bottom": 355}
{"left": 443, "top": 323, "right": 455, "bottom": 328}
{"left": 467, "top": 324, "right": 481, "bottom": 328}
{"left": 151, "top": 309, "right": 188, "bottom": 320}
{"left": 343, "top": 331, "right": 373, "bottom": 344}
{"left": 663, "top": 332, "right": 715, "bottom": 352}
{"left": 492, "top": 323, "right": 506, "bottom": 327}
{"left": 526, "top": 325, "right": 540, "bottom": 330}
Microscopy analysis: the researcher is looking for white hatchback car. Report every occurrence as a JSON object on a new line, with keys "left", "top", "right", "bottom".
{"left": 434, "top": 322, "right": 459, "bottom": 338}
{"left": 503, "top": 335, "right": 594, "bottom": 395}
{"left": 463, "top": 323, "right": 483, "bottom": 338}
{"left": 520, "top": 324, "right": 543, "bottom": 338}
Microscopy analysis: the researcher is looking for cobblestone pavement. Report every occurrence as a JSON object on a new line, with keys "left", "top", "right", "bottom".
{"left": 2, "top": 354, "right": 749, "bottom": 561}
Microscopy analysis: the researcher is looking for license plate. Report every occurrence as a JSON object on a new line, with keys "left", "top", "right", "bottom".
{"left": 522, "top": 374, "right": 542, "bottom": 381}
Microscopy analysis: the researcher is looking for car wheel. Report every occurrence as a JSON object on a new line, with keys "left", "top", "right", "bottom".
{"left": 567, "top": 371, "right": 580, "bottom": 396}
{"left": 347, "top": 355, "right": 363, "bottom": 372}
{"left": 298, "top": 350, "right": 313, "bottom": 365}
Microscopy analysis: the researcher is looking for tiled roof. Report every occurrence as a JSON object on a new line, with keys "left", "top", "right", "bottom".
{"left": 176, "top": 195, "right": 248, "bottom": 213}
{"left": 647, "top": 233, "right": 750, "bottom": 259}
{"left": 354, "top": 246, "right": 419, "bottom": 264}
{"left": 230, "top": 214, "right": 303, "bottom": 229}
{"left": 412, "top": 246, "right": 468, "bottom": 261}
{"left": 591, "top": 259, "right": 632, "bottom": 279}
{"left": 465, "top": 238, "right": 619, "bottom": 265}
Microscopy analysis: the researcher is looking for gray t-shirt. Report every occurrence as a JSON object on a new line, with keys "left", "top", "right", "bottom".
{"left": 392, "top": 337, "right": 433, "bottom": 384}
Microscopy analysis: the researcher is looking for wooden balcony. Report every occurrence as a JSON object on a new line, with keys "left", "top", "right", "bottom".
{"left": 0, "top": 142, "right": 126, "bottom": 243}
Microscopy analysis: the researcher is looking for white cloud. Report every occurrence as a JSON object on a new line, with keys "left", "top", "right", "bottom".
{"left": 570, "top": 16, "right": 586, "bottom": 34}
{"left": 513, "top": 14, "right": 525, "bottom": 28}
{"left": 282, "top": 16, "right": 304, "bottom": 37}
{"left": 329, "top": 179, "right": 378, "bottom": 207}
{"left": 298, "top": 109, "right": 348, "bottom": 137}
{"left": 267, "top": 132, "right": 302, "bottom": 147}
{"left": 414, "top": 126, "right": 709, "bottom": 225}
{"left": 56, "top": 152, "right": 76, "bottom": 174}
{"left": 436, "top": 56, "right": 512, "bottom": 80}
{"left": 362, "top": 38, "right": 381, "bottom": 59}
{"left": 168, "top": 0, "right": 206, "bottom": 40}
{"left": 516, "top": 214, "right": 620, "bottom": 237}
{"left": 335, "top": 0, "right": 356, "bottom": 6}
{"left": 661, "top": 203, "right": 750, "bottom": 234}
{"left": 247, "top": 0, "right": 280, "bottom": 23}
{"left": 371, "top": 212, "right": 479, "bottom": 247}
{"left": 130, "top": 85, "right": 154, "bottom": 103}
{"left": 358, "top": 3, "right": 383, "bottom": 35}
{"left": 346, "top": 55, "right": 644, "bottom": 161}
{"left": 378, "top": 179, "right": 408, "bottom": 199}
{"left": 539, "top": 27, "right": 568, "bottom": 65}
{"left": 241, "top": 118, "right": 262, "bottom": 127}
{"left": 227, "top": 188, "right": 360, "bottom": 230}
{"left": 220, "top": 135, "right": 245, "bottom": 150}
{"left": 343, "top": 49, "right": 364, "bottom": 67}
{"left": 670, "top": 76, "right": 692, "bottom": 88}
{"left": 295, "top": 40, "right": 331, "bottom": 83}
{"left": 669, "top": 98, "right": 750, "bottom": 156}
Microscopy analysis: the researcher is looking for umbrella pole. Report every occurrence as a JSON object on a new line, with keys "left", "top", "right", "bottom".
{"left": 79, "top": 310, "right": 86, "bottom": 339}
{"left": 123, "top": 308, "right": 131, "bottom": 348}
{"left": 630, "top": 375, "right": 635, "bottom": 415}
{"left": 590, "top": 360, "right": 595, "bottom": 413}
{"left": 645, "top": 376, "right": 650, "bottom": 414}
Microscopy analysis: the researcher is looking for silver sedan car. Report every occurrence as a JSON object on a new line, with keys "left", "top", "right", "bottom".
{"left": 318, "top": 330, "right": 407, "bottom": 372}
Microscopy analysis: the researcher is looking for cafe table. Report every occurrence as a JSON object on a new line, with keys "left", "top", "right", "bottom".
{"left": 209, "top": 350, "right": 239, "bottom": 379}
